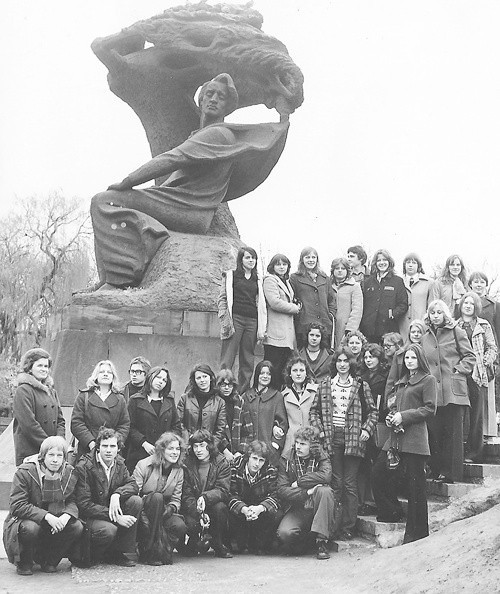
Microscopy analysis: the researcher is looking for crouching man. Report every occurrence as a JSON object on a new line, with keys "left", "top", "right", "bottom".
{"left": 181, "top": 429, "right": 232, "bottom": 558}
{"left": 74, "top": 427, "right": 142, "bottom": 566}
{"left": 228, "top": 440, "right": 281, "bottom": 554}
{"left": 277, "top": 427, "right": 335, "bottom": 560}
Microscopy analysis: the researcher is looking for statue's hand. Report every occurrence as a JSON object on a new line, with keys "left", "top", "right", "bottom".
{"left": 107, "top": 180, "right": 132, "bottom": 191}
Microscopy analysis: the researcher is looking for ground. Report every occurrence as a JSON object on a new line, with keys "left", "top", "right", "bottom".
{"left": 2, "top": 504, "right": 500, "bottom": 594}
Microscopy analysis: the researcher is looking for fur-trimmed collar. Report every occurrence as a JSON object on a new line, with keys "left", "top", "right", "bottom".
{"left": 16, "top": 372, "right": 54, "bottom": 392}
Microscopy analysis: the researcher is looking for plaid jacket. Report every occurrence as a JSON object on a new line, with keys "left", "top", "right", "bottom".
{"left": 309, "top": 376, "right": 377, "bottom": 458}
{"left": 228, "top": 454, "right": 279, "bottom": 514}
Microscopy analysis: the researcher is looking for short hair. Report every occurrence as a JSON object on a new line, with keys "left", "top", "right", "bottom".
{"left": 305, "top": 322, "right": 329, "bottom": 349}
{"left": 235, "top": 246, "right": 258, "bottom": 280}
{"left": 283, "top": 354, "right": 313, "bottom": 388}
{"left": 440, "top": 254, "right": 467, "bottom": 285}
{"left": 330, "top": 346, "right": 356, "bottom": 375}
{"left": 252, "top": 360, "right": 274, "bottom": 389}
{"left": 469, "top": 271, "right": 489, "bottom": 286}
{"left": 408, "top": 319, "right": 426, "bottom": 340}
{"left": 267, "top": 253, "right": 291, "bottom": 279}
{"left": 347, "top": 245, "right": 367, "bottom": 265}
{"left": 197, "top": 73, "right": 239, "bottom": 116}
{"left": 152, "top": 431, "right": 185, "bottom": 467}
{"left": 216, "top": 368, "right": 238, "bottom": 389}
{"left": 22, "top": 348, "right": 52, "bottom": 373}
{"left": 382, "top": 332, "right": 404, "bottom": 348}
{"left": 95, "top": 427, "right": 122, "bottom": 451}
{"left": 187, "top": 363, "right": 217, "bottom": 395}
{"left": 188, "top": 429, "right": 217, "bottom": 459}
{"left": 294, "top": 426, "right": 320, "bottom": 443}
{"left": 360, "top": 343, "right": 388, "bottom": 373}
{"left": 403, "top": 253, "right": 424, "bottom": 275}
{"left": 144, "top": 366, "right": 172, "bottom": 398}
{"left": 458, "top": 291, "right": 483, "bottom": 317}
{"left": 424, "top": 300, "right": 454, "bottom": 326}
{"left": 341, "top": 330, "right": 368, "bottom": 349}
{"left": 330, "top": 257, "right": 352, "bottom": 281}
{"left": 296, "top": 246, "right": 325, "bottom": 276}
{"left": 38, "top": 436, "right": 68, "bottom": 462}
{"left": 129, "top": 356, "right": 151, "bottom": 373}
{"left": 370, "top": 249, "right": 395, "bottom": 275}
{"left": 86, "top": 360, "right": 120, "bottom": 391}
{"left": 247, "top": 440, "right": 269, "bottom": 460}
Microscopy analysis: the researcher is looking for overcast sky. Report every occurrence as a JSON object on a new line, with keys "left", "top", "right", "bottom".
{"left": 2, "top": 1, "right": 500, "bottom": 282}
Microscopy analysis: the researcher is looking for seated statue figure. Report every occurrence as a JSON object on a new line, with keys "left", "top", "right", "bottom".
{"left": 91, "top": 73, "right": 289, "bottom": 290}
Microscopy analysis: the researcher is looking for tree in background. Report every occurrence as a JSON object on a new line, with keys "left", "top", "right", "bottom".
{"left": 0, "top": 192, "right": 96, "bottom": 361}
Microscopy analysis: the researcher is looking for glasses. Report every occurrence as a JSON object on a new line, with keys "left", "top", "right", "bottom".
{"left": 129, "top": 369, "right": 146, "bottom": 375}
{"left": 219, "top": 382, "right": 233, "bottom": 387}
{"left": 383, "top": 344, "right": 394, "bottom": 350}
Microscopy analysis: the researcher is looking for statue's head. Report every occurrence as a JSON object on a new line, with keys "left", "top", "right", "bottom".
{"left": 197, "top": 73, "right": 239, "bottom": 118}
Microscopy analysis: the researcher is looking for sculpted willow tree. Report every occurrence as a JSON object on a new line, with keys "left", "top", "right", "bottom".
{"left": 84, "top": 1, "right": 304, "bottom": 306}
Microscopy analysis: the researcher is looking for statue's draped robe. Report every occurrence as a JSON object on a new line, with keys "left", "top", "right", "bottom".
{"left": 91, "top": 121, "right": 289, "bottom": 287}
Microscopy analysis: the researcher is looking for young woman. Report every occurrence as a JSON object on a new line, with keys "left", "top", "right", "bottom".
{"left": 421, "top": 300, "right": 475, "bottom": 482}
{"left": 381, "top": 332, "right": 404, "bottom": 368}
{"left": 126, "top": 366, "right": 182, "bottom": 472}
{"left": 330, "top": 257, "right": 363, "bottom": 348}
{"left": 240, "top": 360, "right": 288, "bottom": 465}
{"left": 298, "top": 323, "right": 334, "bottom": 382}
{"left": 372, "top": 344, "right": 437, "bottom": 543}
{"left": 3, "top": 436, "right": 83, "bottom": 575}
{"left": 399, "top": 253, "right": 433, "bottom": 339}
{"left": 13, "top": 348, "right": 65, "bottom": 466}
{"left": 262, "top": 253, "right": 301, "bottom": 387}
{"left": 385, "top": 320, "right": 426, "bottom": 397}
{"left": 309, "top": 347, "right": 377, "bottom": 539}
{"left": 290, "top": 247, "right": 336, "bottom": 348}
{"left": 177, "top": 364, "right": 226, "bottom": 449}
{"left": 281, "top": 355, "right": 318, "bottom": 456}
{"left": 71, "top": 360, "right": 129, "bottom": 459}
{"left": 430, "top": 254, "right": 469, "bottom": 318}
{"left": 341, "top": 330, "right": 367, "bottom": 368}
{"left": 469, "top": 270, "right": 500, "bottom": 347}
{"left": 456, "top": 292, "right": 497, "bottom": 462}
{"left": 215, "top": 368, "right": 249, "bottom": 462}
{"left": 133, "top": 432, "right": 187, "bottom": 565}
{"left": 218, "top": 246, "right": 267, "bottom": 393}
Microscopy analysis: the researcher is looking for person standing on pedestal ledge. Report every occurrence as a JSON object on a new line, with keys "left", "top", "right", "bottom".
{"left": 122, "top": 357, "right": 151, "bottom": 403}
{"left": 90, "top": 73, "right": 290, "bottom": 290}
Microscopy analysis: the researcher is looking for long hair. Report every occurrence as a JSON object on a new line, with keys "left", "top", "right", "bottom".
{"left": 330, "top": 257, "right": 352, "bottom": 284}
{"left": 296, "top": 247, "right": 325, "bottom": 276}
{"left": 360, "top": 343, "right": 389, "bottom": 374}
{"left": 400, "top": 344, "right": 431, "bottom": 377}
{"left": 38, "top": 436, "right": 68, "bottom": 463}
{"left": 424, "top": 299, "right": 453, "bottom": 326}
{"left": 151, "top": 432, "right": 185, "bottom": 468}
{"left": 283, "top": 354, "right": 313, "bottom": 388}
{"left": 370, "top": 249, "right": 395, "bottom": 276}
{"left": 408, "top": 319, "right": 426, "bottom": 344}
{"left": 143, "top": 366, "right": 172, "bottom": 398}
{"left": 86, "top": 360, "right": 120, "bottom": 391}
{"left": 267, "top": 253, "right": 291, "bottom": 280}
{"left": 186, "top": 363, "right": 217, "bottom": 396}
{"left": 235, "top": 246, "right": 258, "bottom": 280}
{"left": 252, "top": 360, "right": 274, "bottom": 389}
{"left": 458, "top": 291, "right": 483, "bottom": 318}
{"left": 188, "top": 429, "right": 218, "bottom": 460}
{"left": 329, "top": 346, "right": 356, "bottom": 377}
{"left": 440, "top": 254, "right": 467, "bottom": 285}
{"left": 216, "top": 368, "right": 239, "bottom": 399}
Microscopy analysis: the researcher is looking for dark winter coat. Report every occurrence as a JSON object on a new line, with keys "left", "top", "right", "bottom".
{"left": 480, "top": 296, "right": 500, "bottom": 347}
{"left": 177, "top": 392, "right": 227, "bottom": 448}
{"left": 309, "top": 376, "right": 377, "bottom": 458}
{"left": 228, "top": 455, "right": 279, "bottom": 514}
{"left": 74, "top": 452, "right": 138, "bottom": 520}
{"left": 360, "top": 271, "right": 408, "bottom": 341}
{"left": 298, "top": 347, "right": 334, "bottom": 383}
{"left": 126, "top": 392, "right": 181, "bottom": 472}
{"left": 71, "top": 388, "right": 130, "bottom": 457}
{"left": 13, "top": 373, "right": 65, "bottom": 466}
{"left": 182, "top": 453, "right": 230, "bottom": 517}
{"left": 3, "top": 456, "right": 78, "bottom": 563}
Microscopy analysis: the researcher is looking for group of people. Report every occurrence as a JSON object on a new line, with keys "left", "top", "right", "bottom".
{"left": 5, "top": 245, "right": 500, "bottom": 574}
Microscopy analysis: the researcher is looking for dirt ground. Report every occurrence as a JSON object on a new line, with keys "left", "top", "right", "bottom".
{"left": 2, "top": 505, "right": 500, "bottom": 594}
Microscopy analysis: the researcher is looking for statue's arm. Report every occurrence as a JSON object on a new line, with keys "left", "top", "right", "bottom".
{"left": 108, "top": 149, "right": 187, "bottom": 190}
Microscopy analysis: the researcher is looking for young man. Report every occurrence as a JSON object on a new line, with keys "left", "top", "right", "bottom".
{"left": 182, "top": 429, "right": 232, "bottom": 558}
{"left": 276, "top": 427, "right": 335, "bottom": 560}
{"left": 228, "top": 440, "right": 281, "bottom": 554}
{"left": 347, "top": 245, "right": 368, "bottom": 284}
{"left": 74, "top": 427, "right": 142, "bottom": 567}
{"left": 122, "top": 356, "right": 151, "bottom": 403}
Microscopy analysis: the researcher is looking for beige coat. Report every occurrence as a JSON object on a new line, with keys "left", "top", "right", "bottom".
{"left": 282, "top": 383, "right": 318, "bottom": 456}
{"left": 263, "top": 274, "right": 300, "bottom": 349}
{"left": 332, "top": 278, "right": 363, "bottom": 347}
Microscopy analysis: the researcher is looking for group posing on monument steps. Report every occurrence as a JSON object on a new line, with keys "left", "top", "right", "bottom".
{"left": 5, "top": 244, "right": 498, "bottom": 574}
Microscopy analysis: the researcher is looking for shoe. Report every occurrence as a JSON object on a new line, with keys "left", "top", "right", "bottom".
{"left": 16, "top": 564, "right": 33, "bottom": 576}
{"left": 316, "top": 540, "right": 330, "bottom": 560}
{"left": 146, "top": 559, "right": 163, "bottom": 566}
{"left": 339, "top": 530, "right": 354, "bottom": 540}
{"left": 109, "top": 553, "right": 136, "bottom": 567}
{"left": 41, "top": 564, "right": 58, "bottom": 573}
{"left": 213, "top": 545, "right": 233, "bottom": 559}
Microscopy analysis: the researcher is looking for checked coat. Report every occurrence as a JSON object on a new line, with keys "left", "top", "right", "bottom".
{"left": 309, "top": 376, "right": 377, "bottom": 458}
{"left": 228, "top": 454, "right": 279, "bottom": 514}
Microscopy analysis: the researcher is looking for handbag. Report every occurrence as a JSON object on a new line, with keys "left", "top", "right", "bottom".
{"left": 386, "top": 446, "right": 400, "bottom": 471}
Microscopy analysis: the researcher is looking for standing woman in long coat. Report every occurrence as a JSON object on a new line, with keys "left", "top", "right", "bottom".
{"left": 430, "top": 254, "right": 469, "bottom": 318}
{"left": 262, "top": 253, "right": 301, "bottom": 388}
{"left": 290, "top": 247, "right": 336, "bottom": 349}
{"left": 330, "top": 257, "right": 363, "bottom": 348}
{"left": 421, "top": 300, "right": 475, "bottom": 482}
{"left": 71, "top": 360, "right": 130, "bottom": 459}
{"left": 398, "top": 253, "right": 433, "bottom": 339}
{"left": 13, "top": 349, "right": 65, "bottom": 466}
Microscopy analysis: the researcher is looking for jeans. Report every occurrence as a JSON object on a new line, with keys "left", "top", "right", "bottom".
{"left": 220, "top": 314, "right": 258, "bottom": 393}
